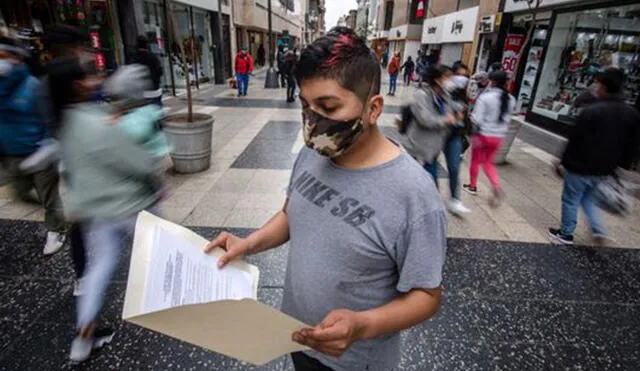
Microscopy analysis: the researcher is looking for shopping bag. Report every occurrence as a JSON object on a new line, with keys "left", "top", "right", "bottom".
{"left": 591, "top": 176, "right": 631, "bottom": 216}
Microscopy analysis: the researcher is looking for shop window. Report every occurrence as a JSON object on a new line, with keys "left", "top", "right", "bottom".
{"left": 532, "top": 3, "right": 640, "bottom": 125}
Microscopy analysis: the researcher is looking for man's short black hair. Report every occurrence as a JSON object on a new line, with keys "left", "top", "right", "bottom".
{"left": 294, "top": 26, "right": 380, "bottom": 102}
{"left": 424, "top": 65, "right": 450, "bottom": 86}
{"left": 596, "top": 67, "right": 625, "bottom": 94}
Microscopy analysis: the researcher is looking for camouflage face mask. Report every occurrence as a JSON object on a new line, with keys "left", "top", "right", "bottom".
{"left": 302, "top": 108, "right": 365, "bottom": 158}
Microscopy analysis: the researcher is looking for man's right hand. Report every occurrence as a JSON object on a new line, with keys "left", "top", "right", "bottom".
{"left": 204, "top": 232, "right": 252, "bottom": 268}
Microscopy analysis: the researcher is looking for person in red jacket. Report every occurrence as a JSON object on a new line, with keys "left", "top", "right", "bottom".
{"left": 235, "top": 48, "right": 254, "bottom": 96}
{"left": 387, "top": 51, "right": 400, "bottom": 96}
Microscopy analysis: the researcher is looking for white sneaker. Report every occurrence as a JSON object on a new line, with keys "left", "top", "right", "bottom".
{"left": 73, "top": 278, "right": 85, "bottom": 297}
{"left": 43, "top": 231, "right": 66, "bottom": 255}
{"left": 448, "top": 199, "right": 471, "bottom": 216}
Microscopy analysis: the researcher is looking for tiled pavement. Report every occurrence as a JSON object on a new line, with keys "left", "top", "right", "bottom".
{"left": 0, "top": 74, "right": 639, "bottom": 369}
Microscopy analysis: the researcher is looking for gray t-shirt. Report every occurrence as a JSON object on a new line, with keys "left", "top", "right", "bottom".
{"left": 281, "top": 146, "right": 447, "bottom": 371}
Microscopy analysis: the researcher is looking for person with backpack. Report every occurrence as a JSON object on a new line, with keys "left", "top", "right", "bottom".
{"left": 404, "top": 65, "right": 472, "bottom": 216}
{"left": 463, "top": 71, "right": 516, "bottom": 207}
{"left": 0, "top": 36, "right": 67, "bottom": 255}
{"left": 387, "top": 51, "right": 400, "bottom": 96}
{"left": 235, "top": 48, "right": 254, "bottom": 97}
{"left": 416, "top": 55, "right": 429, "bottom": 87}
{"left": 278, "top": 46, "right": 287, "bottom": 88}
{"left": 401, "top": 56, "right": 415, "bottom": 86}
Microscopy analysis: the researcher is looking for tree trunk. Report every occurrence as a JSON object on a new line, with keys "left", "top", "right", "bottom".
{"left": 167, "top": 1, "right": 193, "bottom": 122}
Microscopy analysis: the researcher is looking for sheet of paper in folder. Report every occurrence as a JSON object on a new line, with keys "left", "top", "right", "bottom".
{"left": 122, "top": 211, "right": 308, "bottom": 365}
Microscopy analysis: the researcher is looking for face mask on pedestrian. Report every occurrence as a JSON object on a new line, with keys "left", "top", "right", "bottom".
{"left": 452, "top": 75, "right": 469, "bottom": 90}
{"left": 302, "top": 83, "right": 375, "bottom": 158}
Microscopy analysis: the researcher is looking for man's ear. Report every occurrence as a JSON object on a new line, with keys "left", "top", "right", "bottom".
{"left": 366, "top": 94, "right": 384, "bottom": 125}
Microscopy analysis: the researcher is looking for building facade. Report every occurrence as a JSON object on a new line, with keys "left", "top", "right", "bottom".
{"left": 304, "top": 0, "right": 326, "bottom": 45}
{"left": 371, "top": 0, "right": 426, "bottom": 64}
{"left": 346, "top": 9, "right": 358, "bottom": 30}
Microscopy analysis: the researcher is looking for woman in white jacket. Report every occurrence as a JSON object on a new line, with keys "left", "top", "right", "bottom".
{"left": 463, "top": 71, "right": 515, "bottom": 206}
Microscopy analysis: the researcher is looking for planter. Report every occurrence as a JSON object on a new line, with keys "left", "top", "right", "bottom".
{"left": 494, "top": 116, "right": 524, "bottom": 165}
{"left": 163, "top": 113, "right": 214, "bottom": 174}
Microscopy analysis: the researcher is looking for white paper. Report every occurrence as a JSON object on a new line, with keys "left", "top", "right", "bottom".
{"left": 143, "top": 226, "right": 254, "bottom": 314}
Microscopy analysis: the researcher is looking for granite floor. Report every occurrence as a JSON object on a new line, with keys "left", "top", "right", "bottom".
{"left": 1, "top": 74, "right": 640, "bottom": 369}
{"left": 0, "top": 220, "right": 639, "bottom": 370}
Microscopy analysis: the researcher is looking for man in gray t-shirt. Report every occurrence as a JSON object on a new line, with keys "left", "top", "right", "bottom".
{"left": 206, "top": 27, "right": 446, "bottom": 371}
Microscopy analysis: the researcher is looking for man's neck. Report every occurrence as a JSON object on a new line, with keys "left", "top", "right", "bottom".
{"left": 332, "top": 125, "right": 401, "bottom": 169}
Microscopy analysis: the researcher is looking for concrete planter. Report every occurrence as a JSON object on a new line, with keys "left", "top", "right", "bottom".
{"left": 494, "top": 116, "right": 524, "bottom": 165}
{"left": 163, "top": 113, "right": 214, "bottom": 174}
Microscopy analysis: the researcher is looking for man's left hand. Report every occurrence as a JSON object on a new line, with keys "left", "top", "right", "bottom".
{"left": 292, "top": 309, "right": 368, "bottom": 358}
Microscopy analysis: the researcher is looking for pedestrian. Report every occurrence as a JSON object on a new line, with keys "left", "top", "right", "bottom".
{"left": 416, "top": 55, "right": 429, "bottom": 87}
{"left": 548, "top": 67, "right": 640, "bottom": 245}
{"left": 132, "top": 35, "right": 163, "bottom": 106}
{"left": 404, "top": 65, "right": 470, "bottom": 216}
{"left": 234, "top": 47, "right": 253, "bottom": 97}
{"left": 278, "top": 46, "right": 287, "bottom": 88}
{"left": 387, "top": 51, "right": 400, "bottom": 96}
{"left": 283, "top": 48, "right": 298, "bottom": 103}
{"left": 463, "top": 70, "right": 516, "bottom": 207}
{"left": 205, "top": 26, "right": 446, "bottom": 371}
{"left": 257, "top": 43, "right": 266, "bottom": 67}
{"left": 0, "top": 36, "right": 67, "bottom": 255}
{"left": 401, "top": 56, "right": 415, "bottom": 86}
{"left": 49, "top": 57, "right": 163, "bottom": 363}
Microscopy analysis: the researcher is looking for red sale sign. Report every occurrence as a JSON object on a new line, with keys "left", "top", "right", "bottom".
{"left": 95, "top": 52, "right": 106, "bottom": 71}
{"left": 90, "top": 31, "right": 101, "bottom": 49}
{"left": 501, "top": 35, "right": 525, "bottom": 92}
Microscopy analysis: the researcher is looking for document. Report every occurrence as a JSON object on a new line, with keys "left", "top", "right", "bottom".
{"left": 123, "top": 211, "right": 308, "bottom": 365}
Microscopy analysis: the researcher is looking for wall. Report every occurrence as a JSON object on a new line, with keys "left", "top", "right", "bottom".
{"left": 468, "top": 0, "right": 502, "bottom": 69}
{"left": 429, "top": 0, "right": 458, "bottom": 17}
{"left": 391, "top": 0, "right": 409, "bottom": 28}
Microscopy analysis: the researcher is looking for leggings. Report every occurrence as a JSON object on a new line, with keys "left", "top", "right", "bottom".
{"left": 469, "top": 134, "right": 503, "bottom": 190}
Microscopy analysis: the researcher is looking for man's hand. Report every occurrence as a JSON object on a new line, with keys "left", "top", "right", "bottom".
{"left": 292, "top": 309, "right": 369, "bottom": 358}
{"left": 203, "top": 232, "right": 252, "bottom": 268}
{"left": 445, "top": 113, "right": 457, "bottom": 125}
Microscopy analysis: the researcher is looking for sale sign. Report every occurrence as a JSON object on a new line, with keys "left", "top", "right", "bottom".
{"left": 95, "top": 52, "right": 106, "bottom": 72}
{"left": 501, "top": 34, "right": 525, "bottom": 73}
{"left": 90, "top": 31, "right": 101, "bottom": 49}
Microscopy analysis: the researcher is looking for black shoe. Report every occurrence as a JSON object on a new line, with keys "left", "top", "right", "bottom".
{"left": 463, "top": 184, "right": 478, "bottom": 196}
{"left": 547, "top": 228, "right": 574, "bottom": 245}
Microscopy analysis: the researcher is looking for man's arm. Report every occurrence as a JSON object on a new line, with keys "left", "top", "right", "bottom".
{"left": 205, "top": 202, "right": 290, "bottom": 267}
{"left": 293, "top": 288, "right": 441, "bottom": 357}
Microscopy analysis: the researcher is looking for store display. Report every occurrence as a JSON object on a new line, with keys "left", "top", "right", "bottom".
{"left": 531, "top": 3, "right": 640, "bottom": 123}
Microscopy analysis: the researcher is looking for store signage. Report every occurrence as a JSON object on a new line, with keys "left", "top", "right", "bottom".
{"left": 416, "top": 0, "right": 425, "bottom": 18}
{"left": 504, "top": 0, "right": 578, "bottom": 13}
{"left": 95, "top": 52, "right": 106, "bottom": 72}
{"left": 479, "top": 15, "right": 496, "bottom": 34}
{"left": 442, "top": 6, "right": 479, "bottom": 43}
{"left": 501, "top": 34, "right": 525, "bottom": 92}
{"left": 421, "top": 15, "right": 445, "bottom": 44}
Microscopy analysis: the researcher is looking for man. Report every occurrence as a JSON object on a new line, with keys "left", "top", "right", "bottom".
{"left": 205, "top": 27, "right": 446, "bottom": 371}
{"left": 416, "top": 54, "right": 429, "bottom": 87}
{"left": 234, "top": 47, "right": 253, "bottom": 97}
{"left": 548, "top": 67, "right": 640, "bottom": 245}
{"left": 387, "top": 51, "right": 400, "bottom": 96}
{"left": 257, "top": 43, "right": 266, "bottom": 67}
{"left": 0, "top": 36, "right": 66, "bottom": 254}
{"left": 132, "top": 35, "right": 163, "bottom": 106}
{"left": 283, "top": 48, "right": 298, "bottom": 103}
{"left": 278, "top": 46, "right": 287, "bottom": 88}
{"left": 401, "top": 56, "right": 415, "bottom": 86}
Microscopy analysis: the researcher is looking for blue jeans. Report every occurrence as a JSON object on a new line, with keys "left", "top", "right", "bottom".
{"left": 389, "top": 74, "right": 398, "bottom": 94}
{"left": 560, "top": 172, "right": 606, "bottom": 236}
{"left": 236, "top": 73, "right": 249, "bottom": 95}
{"left": 424, "top": 133, "right": 463, "bottom": 200}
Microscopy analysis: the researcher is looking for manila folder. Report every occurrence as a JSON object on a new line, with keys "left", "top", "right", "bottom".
{"left": 122, "top": 211, "right": 308, "bottom": 365}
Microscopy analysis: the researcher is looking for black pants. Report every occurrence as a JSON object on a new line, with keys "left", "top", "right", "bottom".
{"left": 279, "top": 70, "right": 287, "bottom": 88}
{"left": 70, "top": 223, "right": 86, "bottom": 279}
{"left": 291, "top": 352, "right": 334, "bottom": 371}
{"left": 286, "top": 75, "right": 296, "bottom": 102}
{"left": 404, "top": 73, "right": 412, "bottom": 86}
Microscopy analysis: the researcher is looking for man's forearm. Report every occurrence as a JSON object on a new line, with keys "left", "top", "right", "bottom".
{"left": 245, "top": 210, "right": 290, "bottom": 255}
{"left": 357, "top": 288, "right": 441, "bottom": 341}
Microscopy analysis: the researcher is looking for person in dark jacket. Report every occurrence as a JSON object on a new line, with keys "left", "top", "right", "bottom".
{"left": 0, "top": 36, "right": 66, "bottom": 255}
{"left": 277, "top": 46, "right": 287, "bottom": 88}
{"left": 282, "top": 48, "right": 298, "bottom": 103}
{"left": 257, "top": 43, "right": 266, "bottom": 67}
{"left": 132, "top": 35, "right": 163, "bottom": 105}
{"left": 548, "top": 67, "right": 640, "bottom": 245}
{"left": 401, "top": 56, "right": 415, "bottom": 86}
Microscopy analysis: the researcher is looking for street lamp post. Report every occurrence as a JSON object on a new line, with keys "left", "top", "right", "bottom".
{"left": 264, "top": 0, "right": 279, "bottom": 88}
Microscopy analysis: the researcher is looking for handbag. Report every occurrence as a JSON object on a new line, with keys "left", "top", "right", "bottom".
{"left": 591, "top": 175, "right": 631, "bottom": 216}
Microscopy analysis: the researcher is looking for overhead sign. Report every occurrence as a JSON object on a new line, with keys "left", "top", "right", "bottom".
{"left": 504, "top": 0, "right": 578, "bottom": 13}
{"left": 479, "top": 15, "right": 496, "bottom": 33}
{"left": 421, "top": 15, "right": 445, "bottom": 44}
{"left": 442, "top": 6, "right": 479, "bottom": 43}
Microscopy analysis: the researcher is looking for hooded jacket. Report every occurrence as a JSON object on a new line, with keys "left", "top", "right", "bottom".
{"left": 0, "top": 63, "right": 47, "bottom": 156}
{"left": 235, "top": 51, "right": 254, "bottom": 75}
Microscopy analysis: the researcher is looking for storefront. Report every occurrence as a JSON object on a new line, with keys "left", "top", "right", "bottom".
{"left": 475, "top": 14, "right": 500, "bottom": 73}
{"left": 421, "top": 6, "right": 479, "bottom": 67}
{"left": 0, "top": 0, "right": 122, "bottom": 75}
{"left": 507, "top": 0, "right": 640, "bottom": 136}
